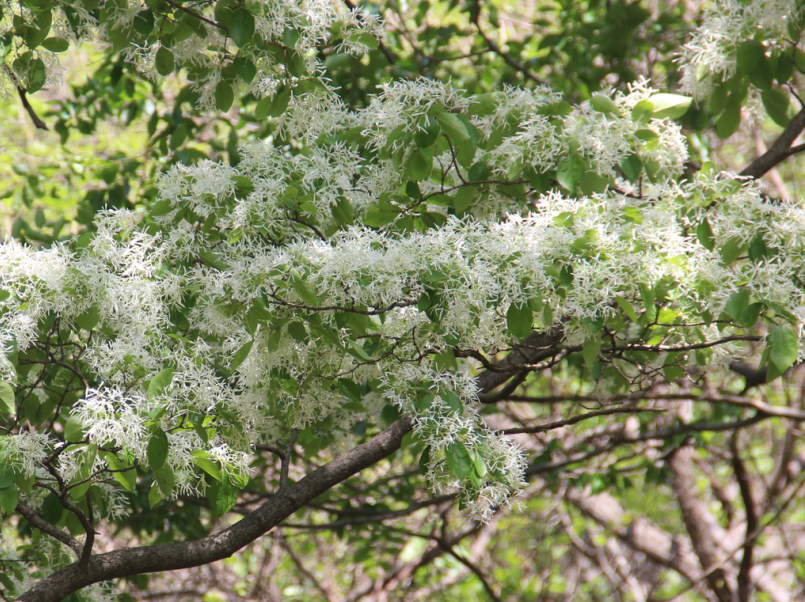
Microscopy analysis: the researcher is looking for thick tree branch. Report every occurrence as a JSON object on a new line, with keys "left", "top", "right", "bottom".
{"left": 474, "top": 328, "right": 564, "bottom": 395}
{"left": 740, "top": 106, "right": 805, "bottom": 179}
{"left": 15, "top": 501, "right": 82, "bottom": 558}
{"left": 668, "top": 446, "right": 736, "bottom": 602}
{"left": 17, "top": 417, "right": 413, "bottom": 602}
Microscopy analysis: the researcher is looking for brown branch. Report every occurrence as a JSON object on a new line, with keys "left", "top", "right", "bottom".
{"left": 3, "top": 65, "right": 48, "bottom": 130}
{"left": 740, "top": 105, "right": 805, "bottom": 179}
{"left": 17, "top": 417, "right": 413, "bottom": 602}
{"left": 501, "top": 407, "right": 665, "bottom": 435}
{"left": 668, "top": 446, "right": 735, "bottom": 602}
{"left": 279, "top": 537, "right": 337, "bottom": 602}
{"left": 472, "top": 11, "right": 541, "bottom": 86}
{"left": 435, "top": 537, "right": 502, "bottom": 602}
{"left": 474, "top": 327, "right": 564, "bottom": 395}
{"left": 731, "top": 433, "right": 758, "bottom": 602}
{"left": 163, "top": 0, "right": 228, "bottom": 34}
{"left": 15, "top": 501, "right": 82, "bottom": 558}
{"left": 499, "top": 392, "right": 805, "bottom": 421}
{"left": 18, "top": 87, "right": 48, "bottom": 130}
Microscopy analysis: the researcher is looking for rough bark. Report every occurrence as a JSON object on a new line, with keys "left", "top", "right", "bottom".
{"left": 475, "top": 327, "right": 564, "bottom": 395}
{"left": 668, "top": 446, "right": 736, "bottom": 602}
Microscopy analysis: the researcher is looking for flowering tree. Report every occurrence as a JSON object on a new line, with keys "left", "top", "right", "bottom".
{"left": 4, "top": 0, "right": 805, "bottom": 600}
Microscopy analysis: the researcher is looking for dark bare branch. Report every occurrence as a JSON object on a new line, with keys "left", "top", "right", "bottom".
{"left": 740, "top": 106, "right": 805, "bottom": 179}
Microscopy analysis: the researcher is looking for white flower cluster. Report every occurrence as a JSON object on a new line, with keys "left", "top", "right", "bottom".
{"left": 3, "top": 74, "right": 805, "bottom": 523}
{"left": 677, "top": 0, "right": 801, "bottom": 99}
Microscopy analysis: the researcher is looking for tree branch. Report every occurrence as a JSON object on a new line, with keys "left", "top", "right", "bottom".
{"left": 15, "top": 501, "right": 82, "bottom": 558}
{"left": 740, "top": 106, "right": 805, "bottom": 179}
{"left": 731, "top": 433, "right": 758, "bottom": 602}
{"left": 668, "top": 446, "right": 736, "bottom": 602}
{"left": 435, "top": 537, "right": 502, "bottom": 602}
{"left": 17, "top": 417, "right": 413, "bottom": 602}
{"left": 502, "top": 407, "right": 665, "bottom": 435}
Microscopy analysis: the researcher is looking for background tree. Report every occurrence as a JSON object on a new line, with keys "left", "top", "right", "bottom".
{"left": 4, "top": 1, "right": 805, "bottom": 601}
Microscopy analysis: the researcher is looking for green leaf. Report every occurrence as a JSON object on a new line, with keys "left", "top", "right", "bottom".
{"left": 556, "top": 156, "right": 583, "bottom": 192}
{"left": 590, "top": 95, "right": 620, "bottom": 114}
{"left": 76, "top": 306, "right": 101, "bottom": 331}
{"left": 469, "top": 91, "right": 504, "bottom": 116}
{"left": 41, "top": 492, "right": 63, "bottom": 523}
{"left": 0, "top": 466, "right": 14, "bottom": 489}
{"left": 737, "top": 40, "right": 764, "bottom": 75}
{"left": 738, "top": 302, "right": 763, "bottom": 328}
{"left": 719, "top": 237, "right": 745, "bottom": 265}
{"left": 445, "top": 442, "right": 472, "bottom": 479}
{"left": 406, "top": 148, "right": 433, "bottom": 180}
{"left": 268, "top": 87, "right": 292, "bottom": 117}
{"left": 725, "top": 289, "right": 750, "bottom": 321}
{"left": 441, "top": 391, "right": 463, "bottom": 415}
{"left": 0, "top": 382, "right": 15, "bottom": 415}
{"left": 433, "top": 111, "right": 470, "bottom": 142}
{"left": 291, "top": 272, "right": 319, "bottom": 306}
{"left": 148, "top": 484, "right": 163, "bottom": 508}
{"left": 351, "top": 32, "right": 379, "bottom": 50}
{"left": 286, "top": 52, "right": 307, "bottom": 77}
{"left": 155, "top": 47, "right": 175, "bottom": 76}
{"left": 255, "top": 96, "right": 273, "bottom": 120}
{"left": 150, "top": 199, "right": 173, "bottom": 216}
{"left": 761, "top": 88, "right": 791, "bottom": 127}
{"left": 41, "top": 37, "right": 69, "bottom": 52}
{"left": 619, "top": 154, "right": 643, "bottom": 181}
{"left": 506, "top": 303, "right": 533, "bottom": 339}
{"left": 715, "top": 103, "right": 741, "bottom": 139}
{"left": 15, "top": 471, "right": 34, "bottom": 495}
{"left": 154, "top": 464, "right": 175, "bottom": 497}
{"left": 363, "top": 203, "right": 399, "bottom": 228}
{"left": 414, "top": 120, "right": 440, "bottom": 148}
{"left": 419, "top": 446, "right": 431, "bottom": 474}
{"left": 473, "top": 452, "right": 487, "bottom": 478}
{"left": 0, "top": 486, "right": 19, "bottom": 515}
{"left": 283, "top": 27, "right": 300, "bottom": 48}
{"left": 769, "top": 325, "right": 798, "bottom": 374}
{"left": 631, "top": 99, "right": 654, "bottom": 124}
{"left": 192, "top": 457, "right": 222, "bottom": 481}
{"left": 231, "top": 340, "right": 254, "bottom": 371}
{"left": 615, "top": 297, "right": 640, "bottom": 323}
{"left": 193, "top": 422, "right": 209, "bottom": 444}
{"left": 648, "top": 94, "right": 692, "bottom": 120}
{"left": 229, "top": 9, "right": 255, "bottom": 46}
{"left": 27, "top": 59, "right": 46, "bottom": 93}
{"left": 209, "top": 476, "right": 239, "bottom": 515}
{"left": 105, "top": 453, "right": 136, "bottom": 492}
{"left": 64, "top": 415, "right": 84, "bottom": 442}
{"left": 634, "top": 129, "right": 659, "bottom": 142}
{"left": 697, "top": 218, "right": 715, "bottom": 251}
{"left": 582, "top": 336, "right": 601, "bottom": 366}
{"left": 147, "top": 368, "right": 174, "bottom": 403}
{"left": 147, "top": 429, "right": 169, "bottom": 471}
{"left": 215, "top": 80, "right": 234, "bottom": 112}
